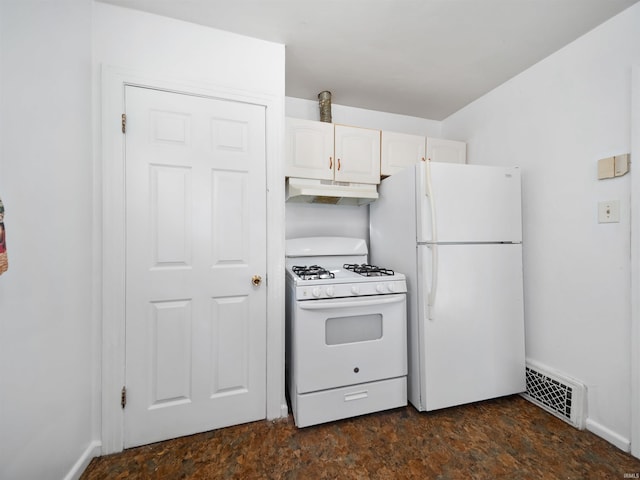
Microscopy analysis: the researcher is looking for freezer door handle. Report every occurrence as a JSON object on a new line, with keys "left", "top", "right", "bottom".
{"left": 425, "top": 160, "right": 439, "bottom": 319}
{"left": 424, "top": 158, "right": 438, "bottom": 242}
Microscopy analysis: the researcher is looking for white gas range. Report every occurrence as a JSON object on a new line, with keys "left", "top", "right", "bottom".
{"left": 288, "top": 263, "right": 407, "bottom": 300}
{"left": 285, "top": 237, "right": 408, "bottom": 428}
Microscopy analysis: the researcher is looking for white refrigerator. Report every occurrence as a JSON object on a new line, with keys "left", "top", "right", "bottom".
{"left": 370, "top": 162, "right": 525, "bottom": 412}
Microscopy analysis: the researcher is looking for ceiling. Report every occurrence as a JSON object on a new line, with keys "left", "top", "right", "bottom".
{"left": 99, "top": 0, "right": 639, "bottom": 120}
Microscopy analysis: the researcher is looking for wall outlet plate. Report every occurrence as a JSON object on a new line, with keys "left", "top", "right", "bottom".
{"left": 598, "top": 200, "right": 620, "bottom": 223}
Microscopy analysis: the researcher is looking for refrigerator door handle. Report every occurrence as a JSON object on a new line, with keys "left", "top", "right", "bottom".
{"left": 425, "top": 160, "right": 438, "bottom": 320}
{"left": 428, "top": 244, "right": 438, "bottom": 319}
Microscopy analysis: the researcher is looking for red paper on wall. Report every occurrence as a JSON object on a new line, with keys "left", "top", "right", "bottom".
{"left": 0, "top": 196, "right": 7, "bottom": 275}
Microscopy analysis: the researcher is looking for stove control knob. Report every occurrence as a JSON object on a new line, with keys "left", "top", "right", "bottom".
{"left": 312, "top": 287, "right": 322, "bottom": 298}
{"left": 351, "top": 285, "right": 360, "bottom": 295}
{"left": 376, "top": 284, "right": 386, "bottom": 293}
{"left": 326, "top": 286, "right": 335, "bottom": 297}
{"left": 387, "top": 283, "right": 395, "bottom": 293}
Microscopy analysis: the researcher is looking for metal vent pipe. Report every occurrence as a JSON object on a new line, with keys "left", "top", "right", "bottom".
{"left": 318, "top": 91, "right": 332, "bottom": 123}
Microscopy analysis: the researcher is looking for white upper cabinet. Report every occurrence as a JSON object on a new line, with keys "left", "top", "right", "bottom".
{"left": 334, "top": 124, "right": 381, "bottom": 184}
{"left": 285, "top": 118, "right": 381, "bottom": 185}
{"left": 285, "top": 117, "right": 334, "bottom": 180}
{"left": 426, "top": 137, "right": 466, "bottom": 165}
{"left": 381, "top": 133, "right": 466, "bottom": 176}
{"left": 381, "top": 131, "right": 426, "bottom": 176}
{"left": 285, "top": 118, "right": 465, "bottom": 184}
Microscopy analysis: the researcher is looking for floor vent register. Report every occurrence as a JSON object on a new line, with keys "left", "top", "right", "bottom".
{"left": 521, "top": 361, "right": 586, "bottom": 429}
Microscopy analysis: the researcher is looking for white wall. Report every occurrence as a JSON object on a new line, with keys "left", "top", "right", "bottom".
{"left": 442, "top": 3, "right": 640, "bottom": 449}
{"left": 0, "top": 1, "right": 97, "bottom": 479}
{"left": 285, "top": 97, "right": 442, "bottom": 242}
{"left": 286, "top": 96, "right": 442, "bottom": 136}
{"left": 93, "top": 3, "right": 284, "bottom": 97}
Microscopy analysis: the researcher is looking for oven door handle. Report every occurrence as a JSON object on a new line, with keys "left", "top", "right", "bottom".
{"left": 297, "top": 295, "right": 405, "bottom": 310}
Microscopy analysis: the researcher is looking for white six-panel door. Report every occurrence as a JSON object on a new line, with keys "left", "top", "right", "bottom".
{"left": 124, "top": 86, "right": 267, "bottom": 448}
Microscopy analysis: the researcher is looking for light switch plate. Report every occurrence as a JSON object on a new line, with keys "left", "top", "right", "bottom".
{"left": 598, "top": 200, "right": 620, "bottom": 223}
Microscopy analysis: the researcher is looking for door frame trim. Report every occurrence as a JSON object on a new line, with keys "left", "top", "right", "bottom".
{"left": 631, "top": 65, "right": 640, "bottom": 459}
{"left": 100, "top": 65, "right": 286, "bottom": 454}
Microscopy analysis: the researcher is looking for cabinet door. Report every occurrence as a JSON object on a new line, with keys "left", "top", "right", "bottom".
{"left": 381, "top": 131, "right": 425, "bottom": 176}
{"left": 334, "top": 124, "right": 381, "bottom": 184}
{"left": 285, "top": 117, "right": 334, "bottom": 180}
{"left": 426, "top": 137, "right": 466, "bottom": 164}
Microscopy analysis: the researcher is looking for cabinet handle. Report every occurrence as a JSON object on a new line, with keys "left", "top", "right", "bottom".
{"left": 337, "top": 158, "right": 341, "bottom": 171}
{"left": 329, "top": 157, "right": 333, "bottom": 169}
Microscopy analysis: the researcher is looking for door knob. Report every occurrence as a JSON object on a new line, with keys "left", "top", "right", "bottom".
{"left": 252, "top": 275, "right": 262, "bottom": 287}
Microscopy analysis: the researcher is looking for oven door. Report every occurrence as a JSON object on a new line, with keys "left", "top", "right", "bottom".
{"left": 292, "top": 293, "right": 407, "bottom": 394}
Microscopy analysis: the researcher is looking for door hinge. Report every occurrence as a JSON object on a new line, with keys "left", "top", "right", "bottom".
{"left": 121, "top": 386, "right": 127, "bottom": 409}
{"left": 121, "top": 113, "right": 126, "bottom": 134}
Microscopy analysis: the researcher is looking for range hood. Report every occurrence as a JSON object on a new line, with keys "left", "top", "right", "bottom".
{"left": 286, "top": 177, "right": 378, "bottom": 206}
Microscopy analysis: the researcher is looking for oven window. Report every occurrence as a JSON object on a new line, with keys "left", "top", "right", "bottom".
{"left": 325, "top": 314, "right": 383, "bottom": 345}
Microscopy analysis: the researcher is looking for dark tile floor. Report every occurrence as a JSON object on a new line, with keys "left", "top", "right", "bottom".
{"left": 81, "top": 395, "right": 640, "bottom": 479}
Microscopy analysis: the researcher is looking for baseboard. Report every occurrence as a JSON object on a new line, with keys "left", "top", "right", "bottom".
{"left": 266, "top": 402, "right": 289, "bottom": 421}
{"left": 586, "top": 418, "right": 630, "bottom": 452}
{"left": 63, "top": 440, "right": 102, "bottom": 480}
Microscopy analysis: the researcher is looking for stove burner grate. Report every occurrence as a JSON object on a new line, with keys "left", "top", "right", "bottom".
{"left": 343, "top": 263, "right": 395, "bottom": 277}
{"left": 292, "top": 265, "right": 335, "bottom": 280}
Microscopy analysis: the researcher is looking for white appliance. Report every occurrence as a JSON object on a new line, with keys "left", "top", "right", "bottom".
{"left": 370, "top": 162, "right": 526, "bottom": 412}
{"left": 285, "top": 237, "right": 408, "bottom": 427}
